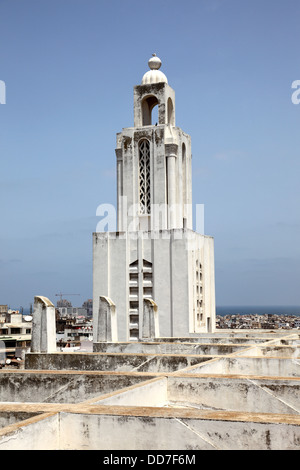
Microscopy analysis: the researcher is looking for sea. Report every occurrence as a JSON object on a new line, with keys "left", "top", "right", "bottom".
{"left": 216, "top": 305, "right": 300, "bottom": 317}
{"left": 19, "top": 305, "right": 300, "bottom": 317}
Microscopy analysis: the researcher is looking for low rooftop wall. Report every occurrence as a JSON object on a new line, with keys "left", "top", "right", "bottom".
{"left": 25, "top": 352, "right": 213, "bottom": 373}
{"left": 0, "top": 406, "right": 299, "bottom": 450}
{"left": 183, "top": 356, "right": 300, "bottom": 377}
{"left": 0, "top": 411, "right": 42, "bottom": 429}
{"left": 93, "top": 341, "right": 247, "bottom": 355}
{"left": 0, "top": 370, "right": 156, "bottom": 403}
{"left": 92, "top": 374, "right": 300, "bottom": 416}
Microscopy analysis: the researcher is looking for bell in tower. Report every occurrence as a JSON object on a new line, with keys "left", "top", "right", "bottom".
{"left": 93, "top": 55, "right": 216, "bottom": 343}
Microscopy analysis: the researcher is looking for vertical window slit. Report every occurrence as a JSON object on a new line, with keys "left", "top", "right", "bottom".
{"left": 139, "top": 139, "right": 151, "bottom": 214}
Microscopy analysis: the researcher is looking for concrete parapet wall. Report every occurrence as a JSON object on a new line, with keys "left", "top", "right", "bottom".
{"left": 167, "top": 375, "right": 300, "bottom": 415}
{"left": 31, "top": 296, "right": 56, "bottom": 353}
{"left": 0, "top": 412, "right": 59, "bottom": 450}
{"left": 184, "top": 356, "right": 300, "bottom": 377}
{"left": 93, "top": 341, "right": 247, "bottom": 355}
{"left": 0, "top": 407, "right": 299, "bottom": 450}
{"left": 255, "top": 345, "right": 300, "bottom": 358}
{"left": 2, "top": 370, "right": 300, "bottom": 417}
{"left": 0, "top": 411, "right": 43, "bottom": 429}
{"left": 94, "top": 377, "right": 168, "bottom": 407}
{"left": 89, "top": 374, "right": 300, "bottom": 416}
{"left": 25, "top": 352, "right": 213, "bottom": 373}
{"left": 155, "top": 331, "right": 300, "bottom": 343}
{"left": 0, "top": 370, "right": 157, "bottom": 403}
{"left": 24, "top": 349, "right": 300, "bottom": 377}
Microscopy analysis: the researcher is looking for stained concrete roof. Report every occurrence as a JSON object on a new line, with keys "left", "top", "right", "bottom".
{"left": 0, "top": 329, "right": 299, "bottom": 449}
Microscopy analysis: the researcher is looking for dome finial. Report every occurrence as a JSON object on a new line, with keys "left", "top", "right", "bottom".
{"left": 148, "top": 53, "right": 162, "bottom": 70}
{"left": 141, "top": 53, "right": 168, "bottom": 84}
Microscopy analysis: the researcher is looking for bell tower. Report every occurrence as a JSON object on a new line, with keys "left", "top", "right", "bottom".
{"left": 116, "top": 54, "right": 192, "bottom": 233}
{"left": 93, "top": 54, "right": 216, "bottom": 342}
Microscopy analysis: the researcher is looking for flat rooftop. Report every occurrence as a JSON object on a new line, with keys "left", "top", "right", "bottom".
{"left": 0, "top": 329, "right": 299, "bottom": 450}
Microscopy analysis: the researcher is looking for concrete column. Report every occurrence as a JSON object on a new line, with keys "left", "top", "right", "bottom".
{"left": 137, "top": 235, "right": 144, "bottom": 340}
{"left": 142, "top": 298, "right": 159, "bottom": 340}
{"left": 95, "top": 296, "right": 118, "bottom": 343}
{"left": 165, "top": 144, "right": 178, "bottom": 229}
{"left": 115, "top": 148, "right": 123, "bottom": 231}
{"left": 31, "top": 296, "right": 56, "bottom": 353}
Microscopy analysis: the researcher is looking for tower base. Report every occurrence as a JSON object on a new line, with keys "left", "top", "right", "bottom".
{"left": 93, "top": 229, "right": 215, "bottom": 342}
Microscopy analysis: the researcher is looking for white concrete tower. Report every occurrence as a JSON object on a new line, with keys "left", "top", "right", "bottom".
{"left": 93, "top": 55, "right": 216, "bottom": 343}
{"left": 116, "top": 54, "right": 192, "bottom": 233}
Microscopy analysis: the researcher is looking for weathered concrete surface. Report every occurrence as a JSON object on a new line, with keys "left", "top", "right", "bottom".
{"left": 2, "top": 330, "right": 300, "bottom": 450}
{"left": 87, "top": 374, "right": 300, "bottom": 416}
{"left": 25, "top": 352, "right": 213, "bottom": 373}
{"left": 142, "top": 298, "right": 159, "bottom": 340}
{"left": 183, "top": 356, "right": 300, "bottom": 377}
{"left": 167, "top": 375, "right": 300, "bottom": 415}
{"left": 94, "top": 377, "right": 168, "bottom": 407}
{"left": 255, "top": 345, "right": 300, "bottom": 358}
{"left": 0, "top": 406, "right": 299, "bottom": 450}
{"left": 31, "top": 296, "right": 56, "bottom": 353}
{"left": 0, "top": 412, "right": 59, "bottom": 450}
{"left": 93, "top": 341, "right": 247, "bottom": 355}
{"left": 2, "top": 369, "right": 300, "bottom": 416}
{"left": 0, "top": 411, "right": 42, "bottom": 429}
{"left": 155, "top": 331, "right": 300, "bottom": 343}
{"left": 0, "top": 370, "right": 158, "bottom": 403}
{"left": 94, "top": 296, "right": 118, "bottom": 343}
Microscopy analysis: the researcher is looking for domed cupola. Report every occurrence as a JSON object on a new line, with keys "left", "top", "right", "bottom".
{"left": 141, "top": 54, "right": 168, "bottom": 85}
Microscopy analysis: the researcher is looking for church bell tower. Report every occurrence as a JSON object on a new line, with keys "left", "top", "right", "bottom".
{"left": 93, "top": 54, "right": 216, "bottom": 342}
{"left": 116, "top": 53, "right": 192, "bottom": 233}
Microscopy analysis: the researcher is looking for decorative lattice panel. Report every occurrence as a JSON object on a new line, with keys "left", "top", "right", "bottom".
{"left": 139, "top": 139, "right": 151, "bottom": 214}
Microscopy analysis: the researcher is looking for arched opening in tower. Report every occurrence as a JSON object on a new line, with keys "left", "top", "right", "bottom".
{"left": 141, "top": 95, "right": 159, "bottom": 126}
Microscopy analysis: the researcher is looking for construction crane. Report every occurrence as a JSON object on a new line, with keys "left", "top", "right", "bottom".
{"left": 55, "top": 292, "right": 80, "bottom": 302}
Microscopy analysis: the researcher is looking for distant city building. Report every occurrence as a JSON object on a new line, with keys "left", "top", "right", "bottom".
{"left": 216, "top": 313, "right": 300, "bottom": 330}
{"left": 57, "top": 299, "right": 93, "bottom": 319}
{"left": 0, "top": 305, "right": 8, "bottom": 324}
{"left": 0, "top": 310, "right": 32, "bottom": 364}
{"left": 57, "top": 299, "right": 72, "bottom": 308}
{"left": 82, "top": 299, "right": 93, "bottom": 317}
{"left": 57, "top": 307, "right": 88, "bottom": 318}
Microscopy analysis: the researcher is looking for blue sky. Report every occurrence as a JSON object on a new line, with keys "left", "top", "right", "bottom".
{"left": 0, "top": 0, "right": 299, "bottom": 309}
